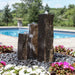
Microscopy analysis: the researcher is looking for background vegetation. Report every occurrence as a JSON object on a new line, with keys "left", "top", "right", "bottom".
{"left": 0, "top": 0, "right": 75, "bottom": 27}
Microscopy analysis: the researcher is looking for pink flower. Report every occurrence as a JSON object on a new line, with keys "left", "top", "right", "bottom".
{"left": 63, "top": 62, "right": 70, "bottom": 66}
{"left": 59, "top": 45, "right": 61, "bottom": 46}
{"left": 58, "top": 62, "right": 63, "bottom": 66}
{"left": 0, "top": 61, "right": 6, "bottom": 66}
{"left": 63, "top": 65, "right": 69, "bottom": 69}
{"left": 51, "top": 63, "right": 55, "bottom": 67}
{"left": 60, "top": 45, "right": 64, "bottom": 49}
{"left": 55, "top": 62, "right": 59, "bottom": 64}
{"left": 69, "top": 66, "right": 74, "bottom": 71}
{"left": 0, "top": 45, "right": 2, "bottom": 47}
{"left": 3, "top": 46, "right": 6, "bottom": 48}
{"left": 7, "top": 46, "right": 9, "bottom": 48}
{"left": 51, "top": 62, "right": 57, "bottom": 67}
{"left": 55, "top": 46, "right": 57, "bottom": 48}
{"left": 10, "top": 46, "right": 13, "bottom": 48}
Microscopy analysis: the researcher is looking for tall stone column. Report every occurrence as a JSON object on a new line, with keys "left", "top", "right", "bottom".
{"left": 18, "top": 34, "right": 28, "bottom": 60}
{"left": 38, "top": 14, "right": 54, "bottom": 62}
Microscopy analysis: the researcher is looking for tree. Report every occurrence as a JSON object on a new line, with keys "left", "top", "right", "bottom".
{"left": 22, "top": 0, "right": 43, "bottom": 23}
{"left": 12, "top": 3, "right": 28, "bottom": 18}
{"left": 2, "top": 4, "right": 13, "bottom": 26}
{"left": 45, "top": 4, "right": 50, "bottom": 13}
{"left": 73, "top": 14, "right": 75, "bottom": 26}
{"left": 60, "top": 6, "right": 66, "bottom": 14}
{"left": 68, "top": 4, "right": 75, "bottom": 9}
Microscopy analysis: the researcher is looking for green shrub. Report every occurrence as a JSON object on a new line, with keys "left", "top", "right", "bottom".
{"left": 22, "top": 21, "right": 29, "bottom": 26}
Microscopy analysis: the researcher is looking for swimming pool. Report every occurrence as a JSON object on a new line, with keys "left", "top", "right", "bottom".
{"left": 0, "top": 28, "right": 75, "bottom": 39}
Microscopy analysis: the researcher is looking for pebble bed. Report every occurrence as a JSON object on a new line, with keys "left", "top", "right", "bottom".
{"left": 54, "top": 52, "right": 75, "bottom": 64}
{"left": 0, "top": 52, "right": 50, "bottom": 70}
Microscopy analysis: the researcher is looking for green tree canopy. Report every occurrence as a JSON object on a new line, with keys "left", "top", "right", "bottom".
{"left": 12, "top": 3, "right": 28, "bottom": 18}
{"left": 68, "top": 4, "right": 75, "bottom": 9}
{"left": 2, "top": 4, "right": 13, "bottom": 26}
{"left": 21, "top": 0, "right": 43, "bottom": 23}
{"left": 60, "top": 6, "right": 66, "bottom": 14}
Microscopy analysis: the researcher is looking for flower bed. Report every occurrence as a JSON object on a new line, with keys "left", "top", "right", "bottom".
{"left": 0, "top": 45, "right": 13, "bottom": 53}
{"left": 54, "top": 45, "right": 75, "bottom": 57}
{"left": 0, "top": 61, "right": 75, "bottom": 75}
{"left": 49, "top": 62, "right": 75, "bottom": 75}
{"left": 0, "top": 64, "right": 50, "bottom": 75}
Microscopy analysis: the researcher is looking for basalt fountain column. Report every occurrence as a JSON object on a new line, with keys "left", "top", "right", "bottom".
{"left": 18, "top": 14, "right": 54, "bottom": 62}
{"left": 18, "top": 33, "right": 28, "bottom": 60}
{"left": 38, "top": 14, "right": 54, "bottom": 62}
{"left": 27, "top": 23, "right": 38, "bottom": 59}
{"left": 18, "top": 23, "right": 38, "bottom": 60}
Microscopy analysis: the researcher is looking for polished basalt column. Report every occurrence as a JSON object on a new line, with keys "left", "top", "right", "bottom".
{"left": 38, "top": 14, "right": 54, "bottom": 62}
{"left": 18, "top": 33, "right": 28, "bottom": 60}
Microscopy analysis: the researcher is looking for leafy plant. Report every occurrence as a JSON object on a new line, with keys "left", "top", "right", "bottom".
{"left": 0, "top": 45, "right": 13, "bottom": 53}
{"left": 72, "top": 63, "right": 75, "bottom": 68}
{"left": 70, "top": 51, "right": 75, "bottom": 57}
{"left": 49, "top": 62, "right": 75, "bottom": 74}
{"left": 54, "top": 45, "right": 74, "bottom": 57}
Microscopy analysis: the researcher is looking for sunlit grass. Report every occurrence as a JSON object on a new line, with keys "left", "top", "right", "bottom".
{"left": 54, "top": 26, "right": 75, "bottom": 30}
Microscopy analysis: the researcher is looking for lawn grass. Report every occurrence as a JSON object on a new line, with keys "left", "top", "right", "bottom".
{"left": 54, "top": 26, "right": 75, "bottom": 30}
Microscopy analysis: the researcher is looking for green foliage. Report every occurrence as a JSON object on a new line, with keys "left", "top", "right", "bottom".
{"left": 12, "top": 3, "right": 28, "bottom": 18}
{"left": 24, "top": 0, "right": 43, "bottom": 23}
{"left": 68, "top": 4, "right": 75, "bottom": 9}
{"left": 73, "top": 14, "right": 75, "bottom": 26}
{"left": 53, "top": 4, "right": 75, "bottom": 27}
{"left": 2, "top": 4, "right": 13, "bottom": 26}
{"left": 60, "top": 6, "right": 66, "bottom": 14}
{"left": 0, "top": 2, "right": 75, "bottom": 27}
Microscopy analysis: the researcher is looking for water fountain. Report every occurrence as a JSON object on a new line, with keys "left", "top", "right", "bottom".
{"left": 18, "top": 13, "right": 54, "bottom": 62}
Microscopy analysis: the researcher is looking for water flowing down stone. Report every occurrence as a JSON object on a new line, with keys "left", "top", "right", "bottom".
{"left": 28, "top": 23, "right": 38, "bottom": 59}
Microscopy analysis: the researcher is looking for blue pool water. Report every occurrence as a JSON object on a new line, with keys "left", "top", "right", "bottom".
{"left": 0, "top": 28, "right": 75, "bottom": 38}
{"left": 0, "top": 28, "right": 29, "bottom": 37}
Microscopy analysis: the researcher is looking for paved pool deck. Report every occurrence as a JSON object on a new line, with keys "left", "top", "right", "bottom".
{"left": 0, "top": 28, "right": 75, "bottom": 51}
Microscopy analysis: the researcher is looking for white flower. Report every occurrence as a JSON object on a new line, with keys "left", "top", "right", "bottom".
{"left": 0, "top": 70, "right": 3, "bottom": 74}
{"left": 27, "top": 68, "right": 32, "bottom": 72}
{"left": 35, "top": 68, "right": 42, "bottom": 73}
{"left": 1, "top": 64, "right": 50, "bottom": 75}
{"left": 10, "top": 70, "right": 15, "bottom": 73}
{"left": 40, "top": 72, "right": 45, "bottom": 75}
{"left": 19, "top": 68, "right": 30, "bottom": 75}
{"left": 32, "top": 65, "right": 38, "bottom": 69}
{"left": 40, "top": 66, "right": 45, "bottom": 70}
{"left": 14, "top": 66, "right": 21, "bottom": 70}
{"left": 2, "top": 72, "right": 11, "bottom": 75}
{"left": 30, "top": 71, "right": 37, "bottom": 74}
{"left": 4, "top": 64, "right": 15, "bottom": 70}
